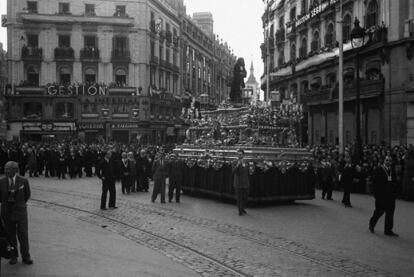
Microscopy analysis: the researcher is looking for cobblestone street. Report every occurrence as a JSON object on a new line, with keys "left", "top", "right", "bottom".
{"left": 2, "top": 177, "right": 414, "bottom": 277}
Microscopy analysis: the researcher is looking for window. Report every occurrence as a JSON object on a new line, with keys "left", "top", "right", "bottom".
{"left": 84, "top": 36, "right": 96, "bottom": 48}
{"left": 56, "top": 102, "right": 74, "bottom": 118}
{"left": 58, "top": 35, "right": 70, "bottom": 47}
{"left": 344, "top": 68, "right": 355, "bottom": 86}
{"left": 59, "top": 66, "right": 71, "bottom": 85}
{"left": 84, "top": 68, "right": 96, "bottom": 84}
{"left": 159, "top": 45, "right": 163, "bottom": 60}
{"left": 24, "top": 102, "right": 42, "bottom": 118}
{"left": 85, "top": 4, "right": 95, "bottom": 16}
{"left": 291, "top": 43, "right": 296, "bottom": 61}
{"left": 343, "top": 15, "right": 352, "bottom": 42}
{"left": 27, "top": 1, "right": 38, "bottom": 13}
{"left": 310, "top": 77, "right": 322, "bottom": 90}
{"left": 279, "top": 16, "right": 284, "bottom": 30}
{"left": 113, "top": 36, "right": 127, "bottom": 52}
{"left": 115, "top": 68, "right": 127, "bottom": 85}
{"left": 27, "top": 34, "right": 38, "bottom": 48}
{"left": 27, "top": 66, "right": 39, "bottom": 86}
{"left": 325, "top": 23, "right": 335, "bottom": 48}
{"left": 278, "top": 49, "right": 285, "bottom": 66}
{"left": 311, "top": 31, "right": 320, "bottom": 52}
{"left": 114, "top": 5, "right": 126, "bottom": 17}
{"left": 326, "top": 73, "right": 336, "bottom": 88}
{"left": 366, "top": 61, "right": 381, "bottom": 80}
{"left": 300, "top": 37, "right": 307, "bottom": 57}
{"left": 366, "top": 0, "right": 378, "bottom": 28}
{"left": 166, "top": 48, "right": 170, "bottom": 63}
{"left": 301, "top": 80, "right": 309, "bottom": 94}
{"left": 290, "top": 7, "right": 296, "bottom": 21}
{"left": 59, "top": 3, "right": 70, "bottom": 14}
{"left": 301, "top": 0, "right": 307, "bottom": 15}
{"left": 150, "top": 41, "right": 155, "bottom": 58}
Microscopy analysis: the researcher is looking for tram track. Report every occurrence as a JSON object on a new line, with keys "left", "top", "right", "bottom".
{"left": 31, "top": 197, "right": 252, "bottom": 277}
{"left": 31, "top": 186, "right": 400, "bottom": 277}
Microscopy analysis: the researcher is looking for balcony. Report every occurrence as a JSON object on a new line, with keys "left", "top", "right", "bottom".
{"left": 80, "top": 48, "right": 100, "bottom": 61}
{"left": 111, "top": 49, "right": 130, "bottom": 63}
{"left": 54, "top": 47, "right": 74, "bottom": 61}
{"left": 20, "top": 13, "right": 134, "bottom": 27}
{"left": 304, "top": 79, "right": 384, "bottom": 105}
{"left": 21, "top": 46, "right": 43, "bottom": 61}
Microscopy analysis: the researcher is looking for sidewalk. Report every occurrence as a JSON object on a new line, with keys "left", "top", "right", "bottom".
{"left": 0, "top": 205, "right": 198, "bottom": 277}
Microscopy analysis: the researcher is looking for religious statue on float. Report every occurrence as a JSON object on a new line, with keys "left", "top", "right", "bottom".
{"left": 230, "top": 57, "right": 247, "bottom": 104}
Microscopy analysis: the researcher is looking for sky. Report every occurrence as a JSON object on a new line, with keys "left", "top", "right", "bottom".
{"left": 0, "top": 0, "right": 265, "bottom": 81}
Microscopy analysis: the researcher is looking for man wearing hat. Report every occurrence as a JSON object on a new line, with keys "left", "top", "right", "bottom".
{"left": 0, "top": 161, "right": 33, "bottom": 265}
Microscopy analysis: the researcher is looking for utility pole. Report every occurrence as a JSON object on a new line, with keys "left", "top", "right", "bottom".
{"left": 338, "top": 0, "right": 344, "bottom": 155}
{"left": 265, "top": 1, "right": 271, "bottom": 106}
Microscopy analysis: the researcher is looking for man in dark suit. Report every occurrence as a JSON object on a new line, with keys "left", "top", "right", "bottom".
{"left": 232, "top": 149, "right": 250, "bottom": 216}
{"left": 0, "top": 161, "right": 33, "bottom": 265}
{"left": 119, "top": 152, "right": 131, "bottom": 194}
{"left": 168, "top": 153, "right": 184, "bottom": 203}
{"left": 151, "top": 152, "right": 169, "bottom": 203}
{"left": 96, "top": 151, "right": 118, "bottom": 210}
{"left": 136, "top": 149, "right": 150, "bottom": 192}
{"left": 369, "top": 156, "right": 399, "bottom": 236}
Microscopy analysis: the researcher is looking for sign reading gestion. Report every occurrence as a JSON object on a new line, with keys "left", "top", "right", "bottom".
{"left": 46, "top": 84, "right": 108, "bottom": 96}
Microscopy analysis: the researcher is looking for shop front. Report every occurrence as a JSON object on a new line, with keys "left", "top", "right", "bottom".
{"left": 20, "top": 122, "right": 77, "bottom": 141}
{"left": 110, "top": 122, "right": 149, "bottom": 143}
{"left": 78, "top": 122, "right": 105, "bottom": 143}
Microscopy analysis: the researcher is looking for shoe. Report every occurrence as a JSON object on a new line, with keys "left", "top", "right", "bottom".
{"left": 169, "top": 199, "right": 172, "bottom": 203}
{"left": 9, "top": 258, "right": 17, "bottom": 265}
{"left": 384, "top": 231, "right": 399, "bottom": 237}
{"left": 23, "top": 259, "right": 33, "bottom": 265}
{"left": 176, "top": 200, "right": 180, "bottom": 203}
{"left": 109, "top": 206, "right": 118, "bottom": 209}
{"left": 161, "top": 201, "right": 166, "bottom": 204}
{"left": 369, "top": 224, "right": 375, "bottom": 233}
{"left": 239, "top": 211, "right": 243, "bottom": 216}
{"left": 100, "top": 207, "right": 107, "bottom": 210}
{"left": 151, "top": 199, "right": 155, "bottom": 203}
{"left": 242, "top": 209, "right": 247, "bottom": 214}
{"left": 327, "top": 198, "right": 333, "bottom": 200}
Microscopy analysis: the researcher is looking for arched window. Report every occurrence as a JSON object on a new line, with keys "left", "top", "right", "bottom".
{"left": 290, "top": 7, "right": 296, "bottom": 21}
{"left": 300, "top": 37, "right": 307, "bottom": 57}
{"left": 115, "top": 68, "right": 127, "bottom": 86}
{"left": 291, "top": 43, "right": 296, "bottom": 61}
{"left": 27, "top": 66, "right": 39, "bottom": 86}
{"left": 301, "top": 0, "right": 308, "bottom": 15}
{"left": 279, "top": 16, "right": 284, "bottom": 30}
{"left": 58, "top": 66, "right": 71, "bottom": 85}
{"left": 325, "top": 23, "right": 335, "bottom": 48}
{"left": 367, "top": 0, "right": 378, "bottom": 28}
{"left": 366, "top": 60, "right": 381, "bottom": 80}
{"left": 343, "top": 14, "right": 352, "bottom": 42}
{"left": 301, "top": 80, "right": 309, "bottom": 94}
{"left": 311, "top": 31, "right": 320, "bottom": 52}
{"left": 84, "top": 67, "right": 97, "bottom": 85}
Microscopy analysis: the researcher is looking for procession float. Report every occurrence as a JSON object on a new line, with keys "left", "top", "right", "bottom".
{"left": 172, "top": 58, "right": 315, "bottom": 202}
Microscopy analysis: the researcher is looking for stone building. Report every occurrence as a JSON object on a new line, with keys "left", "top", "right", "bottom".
{"left": 261, "top": 0, "right": 414, "bottom": 146}
{"left": 244, "top": 61, "right": 260, "bottom": 105}
{"left": 5, "top": 0, "right": 235, "bottom": 142}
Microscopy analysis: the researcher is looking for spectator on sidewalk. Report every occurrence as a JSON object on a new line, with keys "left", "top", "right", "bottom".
{"left": 232, "top": 149, "right": 250, "bottom": 216}
{"left": 96, "top": 151, "right": 117, "bottom": 210}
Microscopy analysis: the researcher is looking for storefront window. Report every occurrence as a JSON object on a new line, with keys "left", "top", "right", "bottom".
{"left": 24, "top": 102, "right": 42, "bottom": 118}
{"left": 56, "top": 102, "right": 74, "bottom": 118}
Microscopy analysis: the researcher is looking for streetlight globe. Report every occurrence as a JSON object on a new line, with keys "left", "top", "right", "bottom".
{"left": 350, "top": 17, "right": 366, "bottom": 49}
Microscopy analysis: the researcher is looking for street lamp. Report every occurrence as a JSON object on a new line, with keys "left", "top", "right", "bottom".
{"left": 350, "top": 17, "right": 366, "bottom": 161}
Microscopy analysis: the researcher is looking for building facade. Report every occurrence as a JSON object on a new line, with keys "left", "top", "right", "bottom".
{"left": 5, "top": 0, "right": 235, "bottom": 142}
{"left": 261, "top": 0, "right": 414, "bottom": 146}
{"left": 244, "top": 61, "right": 260, "bottom": 105}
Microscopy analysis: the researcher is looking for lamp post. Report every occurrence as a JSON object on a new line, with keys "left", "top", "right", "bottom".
{"left": 350, "top": 17, "right": 366, "bottom": 162}
{"left": 263, "top": 0, "right": 271, "bottom": 105}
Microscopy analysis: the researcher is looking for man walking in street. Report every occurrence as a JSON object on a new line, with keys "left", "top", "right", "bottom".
{"left": 168, "top": 153, "right": 184, "bottom": 203}
{"left": 369, "top": 155, "right": 399, "bottom": 236}
{"left": 119, "top": 152, "right": 131, "bottom": 194}
{"left": 151, "top": 151, "right": 169, "bottom": 203}
{"left": 96, "top": 151, "right": 117, "bottom": 210}
{"left": 0, "top": 161, "right": 33, "bottom": 265}
{"left": 232, "top": 149, "right": 249, "bottom": 216}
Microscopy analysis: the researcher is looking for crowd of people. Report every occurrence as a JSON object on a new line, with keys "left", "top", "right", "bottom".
{"left": 311, "top": 143, "right": 414, "bottom": 203}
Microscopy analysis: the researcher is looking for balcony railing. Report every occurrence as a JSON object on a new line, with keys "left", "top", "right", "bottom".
{"left": 111, "top": 49, "right": 130, "bottom": 62}
{"left": 21, "top": 46, "right": 43, "bottom": 60}
{"left": 304, "top": 79, "right": 384, "bottom": 105}
{"left": 54, "top": 47, "right": 74, "bottom": 60}
{"left": 80, "top": 48, "right": 100, "bottom": 60}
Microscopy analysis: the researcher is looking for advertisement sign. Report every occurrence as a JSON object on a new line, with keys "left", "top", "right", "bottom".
{"left": 46, "top": 84, "right": 108, "bottom": 96}
{"left": 111, "top": 123, "right": 140, "bottom": 129}
{"left": 22, "top": 122, "right": 76, "bottom": 132}
{"left": 78, "top": 123, "right": 104, "bottom": 130}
